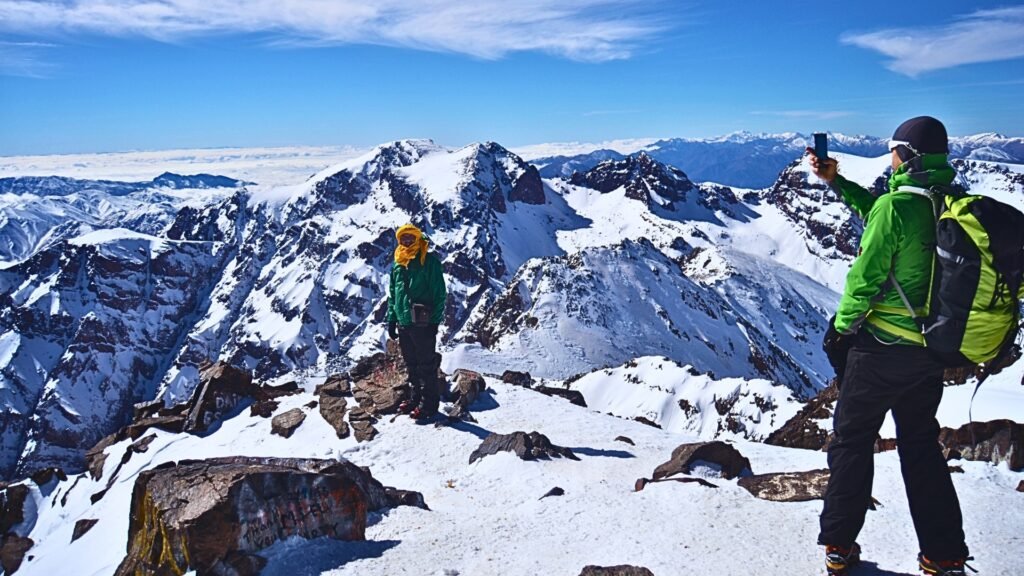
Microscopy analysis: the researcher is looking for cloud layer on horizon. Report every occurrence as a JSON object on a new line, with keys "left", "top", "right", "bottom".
{"left": 842, "top": 7, "right": 1024, "bottom": 76}
{"left": 0, "top": 0, "right": 668, "bottom": 62}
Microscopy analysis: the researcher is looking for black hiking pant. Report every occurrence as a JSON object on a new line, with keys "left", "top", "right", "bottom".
{"left": 819, "top": 331, "right": 969, "bottom": 562}
{"left": 397, "top": 324, "right": 440, "bottom": 414}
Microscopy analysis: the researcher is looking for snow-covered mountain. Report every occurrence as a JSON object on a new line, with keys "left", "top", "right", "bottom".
{"left": 530, "top": 131, "right": 1024, "bottom": 188}
{"left": 2, "top": 138, "right": 1023, "bottom": 483}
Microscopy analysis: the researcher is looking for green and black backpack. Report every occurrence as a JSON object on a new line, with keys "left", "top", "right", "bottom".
{"left": 892, "top": 185, "right": 1024, "bottom": 374}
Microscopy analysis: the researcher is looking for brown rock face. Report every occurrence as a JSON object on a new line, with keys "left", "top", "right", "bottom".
{"left": 765, "top": 383, "right": 839, "bottom": 450}
{"left": 469, "top": 431, "right": 580, "bottom": 464}
{"left": 579, "top": 565, "right": 655, "bottom": 576}
{"left": 737, "top": 469, "right": 831, "bottom": 502}
{"left": 270, "top": 408, "right": 306, "bottom": 438}
{"left": 535, "top": 386, "right": 588, "bottom": 407}
{"left": 114, "top": 456, "right": 424, "bottom": 576}
{"left": 501, "top": 370, "right": 533, "bottom": 387}
{"left": 0, "top": 534, "right": 33, "bottom": 575}
{"left": 937, "top": 419, "right": 1023, "bottom": 471}
{"left": 351, "top": 341, "right": 412, "bottom": 415}
{"left": 319, "top": 381, "right": 350, "bottom": 439}
{"left": 348, "top": 408, "right": 378, "bottom": 443}
{"left": 317, "top": 374, "right": 352, "bottom": 396}
{"left": 652, "top": 442, "right": 752, "bottom": 480}
{"left": 1017, "top": 480, "right": 1024, "bottom": 492}
{"left": 184, "top": 362, "right": 259, "bottom": 433}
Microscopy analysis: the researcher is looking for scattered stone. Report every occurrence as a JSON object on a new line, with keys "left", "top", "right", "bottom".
{"left": 874, "top": 438, "right": 898, "bottom": 453}
{"left": 579, "top": 565, "right": 655, "bottom": 576}
{"left": 765, "top": 383, "right": 839, "bottom": 450}
{"left": 1017, "top": 480, "right": 1024, "bottom": 492}
{"left": 634, "top": 477, "right": 718, "bottom": 491}
{"left": 319, "top": 385, "right": 350, "bottom": 439}
{"left": 469, "top": 431, "right": 579, "bottom": 464}
{"left": 259, "top": 381, "right": 301, "bottom": 400}
{"left": 501, "top": 370, "right": 533, "bottom": 387}
{"left": 304, "top": 401, "right": 318, "bottom": 409}
{"left": 948, "top": 466, "right": 965, "bottom": 474}
{"left": 737, "top": 469, "right": 830, "bottom": 502}
{"left": 270, "top": 409, "right": 306, "bottom": 439}
{"left": 29, "top": 467, "right": 67, "bottom": 487}
{"left": 615, "top": 436, "right": 635, "bottom": 446}
{"left": 535, "top": 386, "right": 588, "bottom": 407}
{"left": 539, "top": 487, "right": 565, "bottom": 500}
{"left": 184, "top": 361, "right": 260, "bottom": 433}
{"left": 316, "top": 374, "right": 352, "bottom": 396}
{"left": 652, "top": 441, "right": 752, "bottom": 481}
{"left": 348, "top": 408, "right": 378, "bottom": 443}
{"left": 0, "top": 535, "right": 33, "bottom": 575}
{"left": 114, "top": 456, "right": 425, "bottom": 576}
{"left": 447, "top": 369, "right": 486, "bottom": 420}
{"left": 71, "top": 519, "right": 99, "bottom": 542}
{"left": 249, "top": 399, "right": 279, "bottom": 419}
{"left": 937, "top": 419, "right": 1023, "bottom": 471}
{"left": 632, "top": 416, "right": 661, "bottom": 429}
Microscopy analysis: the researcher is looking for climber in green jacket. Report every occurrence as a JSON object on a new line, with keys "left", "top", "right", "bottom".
{"left": 810, "top": 117, "right": 971, "bottom": 576}
{"left": 386, "top": 223, "right": 447, "bottom": 421}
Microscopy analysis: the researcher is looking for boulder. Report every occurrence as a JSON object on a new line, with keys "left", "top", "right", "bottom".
{"left": 447, "top": 369, "right": 486, "bottom": 420}
{"left": 250, "top": 399, "right": 279, "bottom": 418}
{"left": 319, "top": 383, "right": 350, "bottom": 439}
{"left": 71, "top": 518, "right": 99, "bottom": 542}
{"left": 539, "top": 487, "right": 565, "bottom": 500}
{"left": 351, "top": 341, "right": 413, "bottom": 415}
{"left": 1017, "top": 480, "right": 1023, "bottom": 493}
{"left": 270, "top": 409, "right": 306, "bottom": 438}
{"left": 114, "top": 456, "right": 425, "bottom": 576}
{"left": 316, "top": 374, "right": 352, "bottom": 396}
{"left": 184, "top": 362, "right": 260, "bottom": 433}
{"left": 0, "top": 535, "right": 33, "bottom": 575}
{"left": 501, "top": 370, "right": 533, "bottom": 387}
{"left": 614, "top": 436, "right": 635, "bottom": 446}
{"left": 535, "top": 386, "right": 588, "bottom": 407}
{"left": 737, "top": 469, "right": 831, "bottom": 502}
{"left": 652, "top": 441, "right": 752, "bottom": 481}
{"left": 765, "top": 383, "right": 839, "bottom": 450}
{"left": 579, "top": 566, "right": 655, "bottom": 576}
{"left": 469, "top": 431, "right": 579, "bottom": 464}
{"left": 937, "top": 419, "right": 1023, "bottom": 471}
{"left": 348, "top": 408, "right": 378, "bottom": 443}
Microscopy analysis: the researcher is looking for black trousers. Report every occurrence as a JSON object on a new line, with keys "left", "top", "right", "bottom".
{"left": 397, "top": 324, "right": 440, "bottom": 413}
{"left": 819, "top": 331, "right": 968, "bottom": 561}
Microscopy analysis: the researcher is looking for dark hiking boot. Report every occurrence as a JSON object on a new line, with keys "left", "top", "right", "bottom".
{"left": 825, "top": 543, "right": 861, "bottom": 575}
{"left": 919, "top": 554, "right": 976, "bottom": 576}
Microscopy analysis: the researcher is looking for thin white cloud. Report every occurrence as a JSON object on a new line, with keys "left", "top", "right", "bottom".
{"left": 751, "top": 110, "right": 853, "bottom": 120}
{"left": 0, "top": 39, "right": 58, "bottom": 77}
{"left": 0, "top": 0, "right": 668, "bottom": 62}
{"left": 841, "top": 7, "right": 1024, "bottom": 76}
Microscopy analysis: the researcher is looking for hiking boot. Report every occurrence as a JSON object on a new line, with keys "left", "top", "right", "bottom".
{"left": 919, "top": 554, "right": 976, "bottom": 576}
{"left": 825, "top": 543, "right": 861, "bottom": 575}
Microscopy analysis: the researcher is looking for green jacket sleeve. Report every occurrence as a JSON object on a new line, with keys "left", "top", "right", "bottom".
{"left": 835, "top": 194, "right": 901, "bottom": 333}
{"left": 831, "top": 174, "right": 876, "bottom": 220}
{"left": 386, "top": 264, "right": 412, "bottom": 325}
{"left": 429, "top": 254, "right": 447, "bottom": 324}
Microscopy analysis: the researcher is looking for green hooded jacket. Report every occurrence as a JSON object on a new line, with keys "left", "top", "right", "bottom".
{"left": 832, "top": 154, "right": 956, "bottom": 343}
{"left": 386, "top": 252, "right": 447, "bottom": 326}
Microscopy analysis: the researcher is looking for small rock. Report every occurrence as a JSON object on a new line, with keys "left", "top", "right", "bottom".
{"left": 1017, "top": 480, "right": 1024, "bottom": 492}
{"left": 304, "top": 400, "right": 318, "bottom": 409}
{"left": 501, "top": 370, "right": 533, "bottom": 387}
{"left": 614, "top": 436, "right": 635, "bottom": 446}
{"left": 250, "top": 399, "right": 279, "bottom": 418}
{"left": 579, "top": 565, "right": 655, "bottom": 576}
{"left": 948, "top": 466, "right": 965, "bottom": 474}
{"left": 737, "top": 469, "right": 830, "bottom": 502}
{"left": 535, "top": 386, "right": 588, "bottom": 407}
{"left": 469, "top": 431, "right": 579, "bottom": 464}
{"left": 30, "top": 467, "right": 67, "bottom": 486}
{"left": 652, "top": 441, "right": 752, "bottom": 480}
{"left": 634, "top": 477, "right": 718, "bottom": 492}
{"left": 270, "top": 408, "right": 306, "bottom": 438}
{"left": 632, "top": 416, "right": 661, "bottom": 429}
{"left": 71, "top": 519, "right": 99, "bottom": 543}
{"left": 539, "top": 487, "right": 565, "bottom": 500}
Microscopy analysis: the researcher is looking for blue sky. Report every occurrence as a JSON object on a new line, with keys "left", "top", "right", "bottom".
{"left": 1, "top": 0, "right": 1023, "bottom": 155}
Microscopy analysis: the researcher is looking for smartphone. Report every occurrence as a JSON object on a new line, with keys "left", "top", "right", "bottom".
{"left": 813, "top": 132, "right": 828, "bottom": 160}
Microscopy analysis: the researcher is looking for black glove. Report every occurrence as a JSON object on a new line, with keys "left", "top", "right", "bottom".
{"left": 822, "top": 316, "right": 854, "bottom": 388}
{"left": 387, "top": 321, "right": 399, "bottom": 340}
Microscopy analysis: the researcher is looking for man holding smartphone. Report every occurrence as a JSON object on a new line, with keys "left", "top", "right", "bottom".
{"left": 808, "top": 117, "right": 971, "bottom": 576}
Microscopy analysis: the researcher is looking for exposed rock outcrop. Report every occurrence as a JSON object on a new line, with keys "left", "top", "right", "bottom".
{"left": 469, "top": 432, "right": 579, "bottom": 464}
{"left": 737, "top": 469, "right": 831, "bottom": 502}
{"left": 114, "top": 456, "right": 425, "bottom": 576}
{"left": 938, "top": 419, "right": 1023, "bottom": 471}
{"left": 318, "top": 380, "right": 351, "bottom": 439}
{"left": 765, "top": 383, "right": 839, "bottom": 450}
{"left": 652, "top": 441, "right": 752, "bottom": 481}
{"left": 579, "top": 565, "right": 655, "bottom": 576}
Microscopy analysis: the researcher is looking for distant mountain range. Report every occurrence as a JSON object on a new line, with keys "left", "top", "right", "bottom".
{"left": 529, "top": 132, "right": 1024, "bottom": 188}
